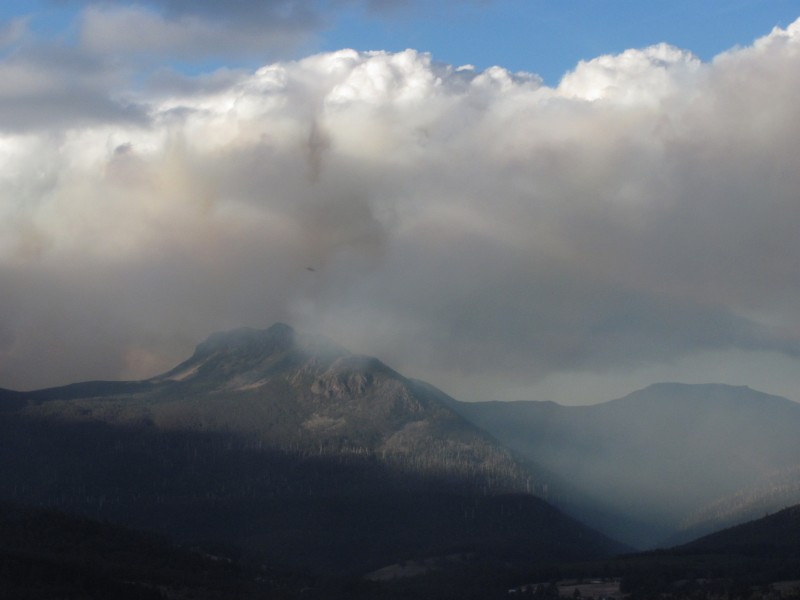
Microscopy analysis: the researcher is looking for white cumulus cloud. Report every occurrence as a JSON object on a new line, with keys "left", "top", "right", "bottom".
{"left": 1, "top": 18, "right": 800, "bottom": 403}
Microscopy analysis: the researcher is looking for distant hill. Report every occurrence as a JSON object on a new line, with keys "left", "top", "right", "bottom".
{"left": 0, "top": 324, "right": 625, "bottom": 575}
{"left": 677, "top": 503, "right": 800, "bottom": 556}
{"left": 671, "top": 465, "right": 800, "bottom": 546}
{"left": 448, "top": 383, "right": 800, "bottom": 549}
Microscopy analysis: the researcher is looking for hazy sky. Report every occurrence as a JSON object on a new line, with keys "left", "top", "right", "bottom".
{"left": 2, "top": 1, "right": 800, "bottom": 404}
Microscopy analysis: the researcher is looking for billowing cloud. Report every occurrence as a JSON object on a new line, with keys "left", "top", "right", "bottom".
{"left": 2, "top": 20, "right": 800, "bottom": 402}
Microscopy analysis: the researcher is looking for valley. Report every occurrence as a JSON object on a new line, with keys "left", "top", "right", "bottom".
{"left": 448, "top": 383, "right": 800, "bottom": 549}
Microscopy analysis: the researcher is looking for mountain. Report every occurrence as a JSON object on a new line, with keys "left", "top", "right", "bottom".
{"left": 16, "top": 324, "right": 536, "bottom": 489}
{"left": 0, "top": 323, "right": 625, "bottom": 576}
{"left": 447, "top": 383, "right": 800, "bottom": 549}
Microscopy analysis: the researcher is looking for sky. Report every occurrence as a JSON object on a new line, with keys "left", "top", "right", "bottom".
{"left": 2, "top": 1, "right": 800, "bottom": 405}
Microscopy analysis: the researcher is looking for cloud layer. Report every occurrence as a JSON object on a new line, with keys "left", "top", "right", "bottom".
{"left": 2, "top": 17, "right": 800, "bottom": 401}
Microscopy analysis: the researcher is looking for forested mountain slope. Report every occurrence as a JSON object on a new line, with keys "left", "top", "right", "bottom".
{"left": 0, "top": 324, "right": 625, "bottom": 574}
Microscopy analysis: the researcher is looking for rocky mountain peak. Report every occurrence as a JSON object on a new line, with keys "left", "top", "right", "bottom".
{"left": 155, "top": 323, "right": 303, "bottom": 383}
{"left": 156, "top": 323, "right": 359, "bottom": 387}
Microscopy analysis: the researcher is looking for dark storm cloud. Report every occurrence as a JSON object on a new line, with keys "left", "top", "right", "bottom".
{"left": 65, "top": 0, "right": 451, "bottom": 19}
{"left": 0, "top": 38, "right": 148, "bottom": 132}
{"left": 56, "top": 0, "right": 319, "bottom": 23}
{"left": 62, "top": 0, "right": 456, "bottom": 62}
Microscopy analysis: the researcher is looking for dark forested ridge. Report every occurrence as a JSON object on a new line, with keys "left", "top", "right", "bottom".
{"left": 0, "top": 324, "right": 625, "bottom": 583}
{"left": 677, "top": 503, "right": 800, "bottom": 556}
{"left": 601, "top": 503, "right": 800, "bottom": 599}
{"left": 0, "top": 501, "right": 255, "bottom": 599}
{"left": 448, "top": 383, "right": 800, "bottom": 548}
